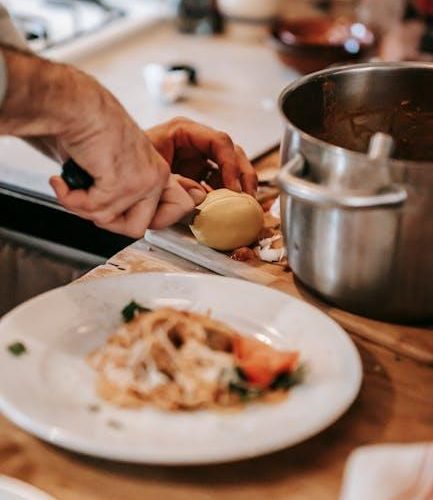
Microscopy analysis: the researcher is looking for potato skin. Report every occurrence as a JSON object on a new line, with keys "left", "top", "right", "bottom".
{"left": 190, "top": 189, "right": 264, "bottom": 251}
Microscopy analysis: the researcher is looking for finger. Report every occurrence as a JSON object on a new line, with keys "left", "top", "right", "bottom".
{"left": 170, "top": 120, "right": 242, "bottom": 192}
{"left": 149, "top": 176, "right": 195, "bottom": 230}
{"left": 50, "top": 175, "right": 100, "bottom": 213}
{"left": 236, "top": 146, "right": 258, "bottom": 196}
{"left": 52, "top": 163, "right": 135, "bottom": 212}
{"left": 52, "top": 172, "right": 166, "bottom": 231}
{"left": 50, "top": 176, "right": 97, "bottom": 219}
{"left": 50, "top": 176, "right": 112, "bottom": 223}
{"left": 173, "top": 174, "right": 206, "bottom": 205}
{"left": 51, "top": 171, "right": 158, "bottom": 224}
{"left": 98, "top": 176, "right": 195, "bottom": 235}
{"left": 82, "top": 189, "right": 154, "bottom": 227}
{"left": 50, "top": 175, "right": 69, "bottom": 201}
{"left": 94, "top": 197, "right": 159, "bottom": 238}
{"left": 52, "top": 171, "right": 163, "bottom": 236}
{"left": 199, "top": 129, "right": 242, "bottom": 192}
{"left": 50, "top": 177, "right": 113, "bottom": 223}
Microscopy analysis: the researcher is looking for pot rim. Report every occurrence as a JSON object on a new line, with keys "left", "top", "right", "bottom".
{"left": 278, "top": 61, "right": 433, "bottom": 168}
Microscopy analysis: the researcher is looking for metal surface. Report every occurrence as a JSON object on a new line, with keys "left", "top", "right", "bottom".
{"left": 278, "top": 154, "right": 407, "bottom": 208}
{"left": 278, "top": 62, "right": 433, "bottom": 322}
{"left": 0, "top": 227, "right": 102, "bottom": 317}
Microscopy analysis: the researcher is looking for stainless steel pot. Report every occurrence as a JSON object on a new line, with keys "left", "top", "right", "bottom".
{"left": 277, "top": 62, "right": 433, "bottom": 323}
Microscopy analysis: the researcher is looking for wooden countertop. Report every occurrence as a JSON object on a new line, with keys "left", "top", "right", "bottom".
{"left": 0, "top": 151, "right": 432, "bottom": 500}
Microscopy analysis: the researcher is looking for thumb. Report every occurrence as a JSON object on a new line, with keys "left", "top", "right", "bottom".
{"left": 149, "top": 175, "right": 196, "bottom": 230}
{"left": 173, "top": 174, "right": 206, "bottom": 205}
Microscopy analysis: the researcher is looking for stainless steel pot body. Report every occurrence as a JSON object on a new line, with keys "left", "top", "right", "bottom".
{"left": 278, "top": 63, "right": 433, "bottom": 323}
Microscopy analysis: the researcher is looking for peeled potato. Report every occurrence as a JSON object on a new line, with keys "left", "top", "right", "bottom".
{"left": 190, "top": 189, "right": 264, "bottom": 251}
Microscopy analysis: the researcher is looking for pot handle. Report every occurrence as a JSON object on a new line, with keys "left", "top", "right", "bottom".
{"left": 277, "top": 154, "right": 407, "bottom": 209}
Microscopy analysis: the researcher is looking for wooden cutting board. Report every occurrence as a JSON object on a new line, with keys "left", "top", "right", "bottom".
{"left": 145, "top": 226, "right": 433, "bottom": 366}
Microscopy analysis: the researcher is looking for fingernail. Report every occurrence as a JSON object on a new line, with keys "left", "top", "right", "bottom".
{"left": 188, "top": 188, "right": 206, "bottom": 205}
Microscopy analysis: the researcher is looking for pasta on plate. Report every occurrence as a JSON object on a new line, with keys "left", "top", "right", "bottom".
{"left": 88, "top": 302, "right": 304, "bottom": 411}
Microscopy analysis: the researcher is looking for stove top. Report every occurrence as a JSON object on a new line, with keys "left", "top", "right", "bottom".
{"left": 8, "top": 0, "right": 125, "bottom": 51}
{"left": 4, "top": 0, "right": 169, "bottom": 56}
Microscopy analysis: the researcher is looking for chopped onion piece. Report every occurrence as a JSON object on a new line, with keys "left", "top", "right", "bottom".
{"left": 270, "top": 196, "right": 281, "bottom": 220}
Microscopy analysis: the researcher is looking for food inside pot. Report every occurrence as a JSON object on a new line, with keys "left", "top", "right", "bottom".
{"left": 316, "top": 95, "right": 433, "bottom": 162}
{"left": 283, "top": 67, "right": 433, "bottom": 162}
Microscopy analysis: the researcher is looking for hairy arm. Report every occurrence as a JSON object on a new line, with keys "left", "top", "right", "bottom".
{"left": 0, "top": 6, "right": 58, "bottom": 155}
{"left": 0, "top": 46, "right": 69, "bottom": 159}
{"left": 0, "top": 28, "right": 252, "bottom": 236}
{"left": 0, "top": 45, "right": 86, "bottom": 137}
{"left": 0, "top": 46, "right": 203, "bottom": 236}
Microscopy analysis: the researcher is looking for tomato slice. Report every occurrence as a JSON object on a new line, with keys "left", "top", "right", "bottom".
{"left": 233, "top": 335, "right": 299, "bottom": 388}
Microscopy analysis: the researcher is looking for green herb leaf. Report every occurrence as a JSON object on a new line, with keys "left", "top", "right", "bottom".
{"left": 229, "top": 381, "right": 262, "bottom": 402}
{"left": 7, "top": 341, "right": 27, "bottom": 356}
{"left": 270, "top": 364, "right": 307, "bottom": 390}
{"left": 121, "top": 301, "right": 152, "bottom": 322}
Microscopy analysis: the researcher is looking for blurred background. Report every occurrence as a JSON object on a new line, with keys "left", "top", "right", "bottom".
{"left": 4, "top": 0, "right": 433, "bottom": 70}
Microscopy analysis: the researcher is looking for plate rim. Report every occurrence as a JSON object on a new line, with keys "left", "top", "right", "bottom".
{"left": 0, "top": 272, "right": 363, "bottom": 465}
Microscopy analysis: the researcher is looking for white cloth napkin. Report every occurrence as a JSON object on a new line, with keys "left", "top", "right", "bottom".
{"left": 340, "top": 442, "right": 433, "bottom": 500}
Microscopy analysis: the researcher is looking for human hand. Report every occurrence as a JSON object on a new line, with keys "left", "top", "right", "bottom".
{"left": 0, "top": 50, "right": 226, "bottom": 237}
{"left": 48, "top": 71, "right": 205, "bottom": 237}
{"left": 145, "top": 117, "right": 258, "bottom": 196}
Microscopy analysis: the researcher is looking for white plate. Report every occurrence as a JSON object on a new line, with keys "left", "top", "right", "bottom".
{"left": 0, "top": 273, "right": 362, "bottom": 465}
{"left": 0, "top": 476, "right": 55, "bottom": 500}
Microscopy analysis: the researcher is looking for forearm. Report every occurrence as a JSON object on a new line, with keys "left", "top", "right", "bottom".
{"left": 0, "top": 50, "right": 6, "bottom": 106}
{"left": 0, "top": 45, "right": 87, "bottom": 138}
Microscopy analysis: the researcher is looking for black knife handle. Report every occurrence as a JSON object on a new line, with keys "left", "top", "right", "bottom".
{"left": 61, "top": 159, "right": 94, "bottom": 190}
